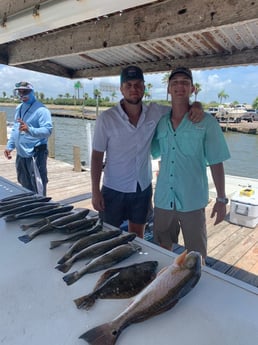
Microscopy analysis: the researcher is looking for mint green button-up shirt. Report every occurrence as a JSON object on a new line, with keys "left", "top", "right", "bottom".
{"left": 151, "top": 111, "right": 230, "bottom": 211}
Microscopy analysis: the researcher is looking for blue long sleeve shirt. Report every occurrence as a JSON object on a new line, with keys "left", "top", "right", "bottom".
{"left": 6, "top": 100, "right": 52, "bottom": 158}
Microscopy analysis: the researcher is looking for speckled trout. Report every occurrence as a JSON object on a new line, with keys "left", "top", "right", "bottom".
{"left": 79, "top": 250, "right": 202, "bottom": 345}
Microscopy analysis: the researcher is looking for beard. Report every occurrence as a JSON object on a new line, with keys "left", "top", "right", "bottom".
{"left": 124, "top": 96, "right": 142, "bottom": 105}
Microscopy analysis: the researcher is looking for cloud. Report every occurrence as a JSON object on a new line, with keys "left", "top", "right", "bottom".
{"left": 0, "top": 64, "right": 257, "bottom": 105}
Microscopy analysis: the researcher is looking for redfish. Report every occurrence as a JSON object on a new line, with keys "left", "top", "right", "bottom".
{"left": 79, "top": 250, "right": 201, "bottom": 345}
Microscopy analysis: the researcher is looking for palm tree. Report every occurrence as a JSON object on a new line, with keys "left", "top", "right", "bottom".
{"left": 161, "top": 72, "right": 170, "bottom": 101}
{"left": 111, "top": 91, "right": 117, "bottom": 102}
{"left": 218, "top": 90, "right": 229, "bottom": 104}
{"left": 94, "top": 89, "right": 101, "bottom": 116}
{"left": 74, "top": 81, "right": 83, "bottom": 100}
{"left": 193, "top": 83, "right": 201, "bottom": 101}
{"left": 146, "top": 83, "right": 153, "bottom": 100}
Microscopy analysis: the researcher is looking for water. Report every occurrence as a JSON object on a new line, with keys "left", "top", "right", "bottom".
{"left": 2, "top": 105, "right": 258, "bottom": 179}
{"left": 2, "top": 105, "right": 95, "bottom": 166}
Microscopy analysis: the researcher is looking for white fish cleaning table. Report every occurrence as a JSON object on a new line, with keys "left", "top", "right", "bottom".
{"left": 0, "top": 217, "right": 258, "bottom": 345}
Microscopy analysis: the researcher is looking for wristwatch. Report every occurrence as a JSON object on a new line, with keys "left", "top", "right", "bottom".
{"left": 216, "top": 197, "right": 229, "bottom": 205}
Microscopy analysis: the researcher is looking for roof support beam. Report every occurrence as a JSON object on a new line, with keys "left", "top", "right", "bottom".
{"left": 72, "top": 48, "right": 258, "bottom": 78}
{"left": 7, "top": 0, "right": 258, "bottom": 66}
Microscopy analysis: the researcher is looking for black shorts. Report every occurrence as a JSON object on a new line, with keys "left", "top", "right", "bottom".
{"left": 100, "top": 184, "right": 152, "bottom": 228}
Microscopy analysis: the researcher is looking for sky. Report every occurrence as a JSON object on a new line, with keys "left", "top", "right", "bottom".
{"left": 0, "top": 64, "right": 257, "bottom": 106}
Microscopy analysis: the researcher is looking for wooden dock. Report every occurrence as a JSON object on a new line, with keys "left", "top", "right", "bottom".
{"left": 0, "top": 145, "right": 257, "bottom": 288}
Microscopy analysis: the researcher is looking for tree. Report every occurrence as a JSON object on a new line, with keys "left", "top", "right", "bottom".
{"left": 162, "top": 72, "right": 170, "bottom": 101}
{"left": 252, "top": 96, "right": 258, "bottom": 110}
{"left": 193, "top": 83, "right": 201, "bottom": 101}
{"left": 111, "top": 91, "right": 117, "bottom": 102}
{"left": 218, "top": 90, "right": 229, "bottom": 104}
{"left": 145, "top": 83, "right": 153, "bottom": 100}
{"left": 2, "top": 91, "right": 6, "bottom": 98}
{"left": 74, "top": 81, "right": 83, "bottom": 99}
{"left": 94, "top": 89, "right": 101, "bottom": 116}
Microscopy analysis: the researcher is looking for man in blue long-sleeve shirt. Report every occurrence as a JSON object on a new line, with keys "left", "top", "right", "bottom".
{"left": 4, "top": 81, "right": 52, "bottom": 196}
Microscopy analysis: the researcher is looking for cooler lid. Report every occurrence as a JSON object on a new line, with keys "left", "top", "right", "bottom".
{"left": 231, "top": 189, "right": 258, "bottom": 206}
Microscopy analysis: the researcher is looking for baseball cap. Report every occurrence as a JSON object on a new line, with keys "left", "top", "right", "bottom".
{"left": 14, "top": 81, "right": 34, "bottom": 90}
{"left": 169, "top": 67, "right": 193, "bottom": 83}
{"left": 120, "top": 66, "right": 144, "bottom": 84}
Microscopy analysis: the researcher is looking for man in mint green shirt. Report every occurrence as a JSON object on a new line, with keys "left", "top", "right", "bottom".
{"left": 151, "top": 67, "right": 230, "bottom": 260}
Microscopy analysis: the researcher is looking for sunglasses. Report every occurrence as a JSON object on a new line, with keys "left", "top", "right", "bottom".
{"left": 17, "top": 89, "right": 32, "bottom": 96}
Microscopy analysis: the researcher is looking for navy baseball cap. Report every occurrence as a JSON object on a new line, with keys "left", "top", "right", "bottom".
{"left": 120, "top": 66, "right": 144, "bottom": 84}
{"left": 169, "top": 67, "right": 193, "bottom": 83}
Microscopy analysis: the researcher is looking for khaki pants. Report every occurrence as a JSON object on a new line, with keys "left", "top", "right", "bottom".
{"left": 153, "top": 207, "right": 207, "bottom": 258}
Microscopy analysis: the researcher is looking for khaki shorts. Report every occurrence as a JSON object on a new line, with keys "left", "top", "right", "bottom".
{"left": 153, "top": 207, "right": 207, "bottom": 258}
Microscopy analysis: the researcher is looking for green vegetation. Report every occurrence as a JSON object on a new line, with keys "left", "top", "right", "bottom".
{"left": 1, "top": 86, "right": 257, "bottom": 111}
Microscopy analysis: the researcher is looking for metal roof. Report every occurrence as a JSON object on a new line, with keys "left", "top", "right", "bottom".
{"left": 0, "top": 0, "right": 257, "bottom": 78}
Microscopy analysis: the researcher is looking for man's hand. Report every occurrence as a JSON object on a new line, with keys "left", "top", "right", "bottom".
{"left": 92, "top": 190, "right": 105, "bottom": 212}
{"left": 188, "top": 101, "right": 204, "bottom": 123}
{"left": 4, "top": 149, "right": 12, "bottom": 160}
{"left": 210, "top": 201, "right": 227, "bottom": 225}
{"left": 17, "top": 119, "right": 29, "bottom": 132}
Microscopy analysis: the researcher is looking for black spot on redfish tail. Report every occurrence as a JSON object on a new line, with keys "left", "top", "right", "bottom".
{"left": 18, "top": 235, "right": 32, "bottom": 243}
{"left": 79, "top": 322, "right": 119, "bottom": 345}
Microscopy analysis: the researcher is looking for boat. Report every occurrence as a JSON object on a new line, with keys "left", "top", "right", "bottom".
{"left": 215, "top": 106, "right": 245, "bottom": 123}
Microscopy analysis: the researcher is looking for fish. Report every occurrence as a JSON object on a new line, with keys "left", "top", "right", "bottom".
{"left": 63, "top": 242, "right": 142, "bottom": 286}
{"left": 79, "top": 250, "right": 202, "bottom": 345}
{"left": 4, "top": 202, "right": 61, "bottom": 222}
{"left": 20, "top": 211, "right": 74, "bottom": 230}
{"left": 51, "top": 216, "right": 98, "bottom": 234}
{"left": 74, "top": 261, "right": 158, "bottom": 310}
{"left": 17, "top": 207, "right": 89, "bottom": 243}
{"left": 46, "top": 208, "right": 90, "bottom": 227}
{"left": 15, "top": 205, "right": 74, "bottom": 221}
{"left": 0, "top": 196, "right": 52, "bottom": 211}
{"left": 49, "top": 221, "right": 109, "bottom": 249}
{"left": 0, "top": 191, "right": 35, "bottom": 203}
{"left": 0, "top": 201, "right": 57, "bottom": 218}
{"left": 56, "top": 228, "right": 122, "bottom": 263}
{"left": 56, "top": 232, "right": 136, "bottom": 273}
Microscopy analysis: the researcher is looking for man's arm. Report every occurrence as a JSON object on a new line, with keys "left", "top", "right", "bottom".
{"left": 189, "top": 101, "right": 204, "bottom": 122}
{"left": 91, "top": 150, "right": 105, "bottom": 212}
{"left": 210, "top": 162, "right": 227, "bottom": 225}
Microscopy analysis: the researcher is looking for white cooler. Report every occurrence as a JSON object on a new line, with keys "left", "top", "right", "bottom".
{"left": 230, "top": 188, "right": 258, "bottom": 228}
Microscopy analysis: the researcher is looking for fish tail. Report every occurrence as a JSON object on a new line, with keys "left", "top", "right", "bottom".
{"left": 55, "top": 261, "right": 73, "bottom": 273}
{"left": 49, "top": 240, "right": 62, "bottom": 249}
{"left": 63, "top": 271, "right": 80, "bottom": 285}
{"left": 73, "top": 293, "right": 96, "bottom": 310}
{"left": 4, "top": 215, "right": 16, "bottom": 222}
{"left": 57, "top": 254, "right": 70, "bottom": 265}
{"left": 18, "top": 234, "right": 32, "bottom": 243}
{"left": 20, "top": 224, "right": 30, "bottom": 230}
{"left": 79, "top": 322, "right": 119, "bottom": 345}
